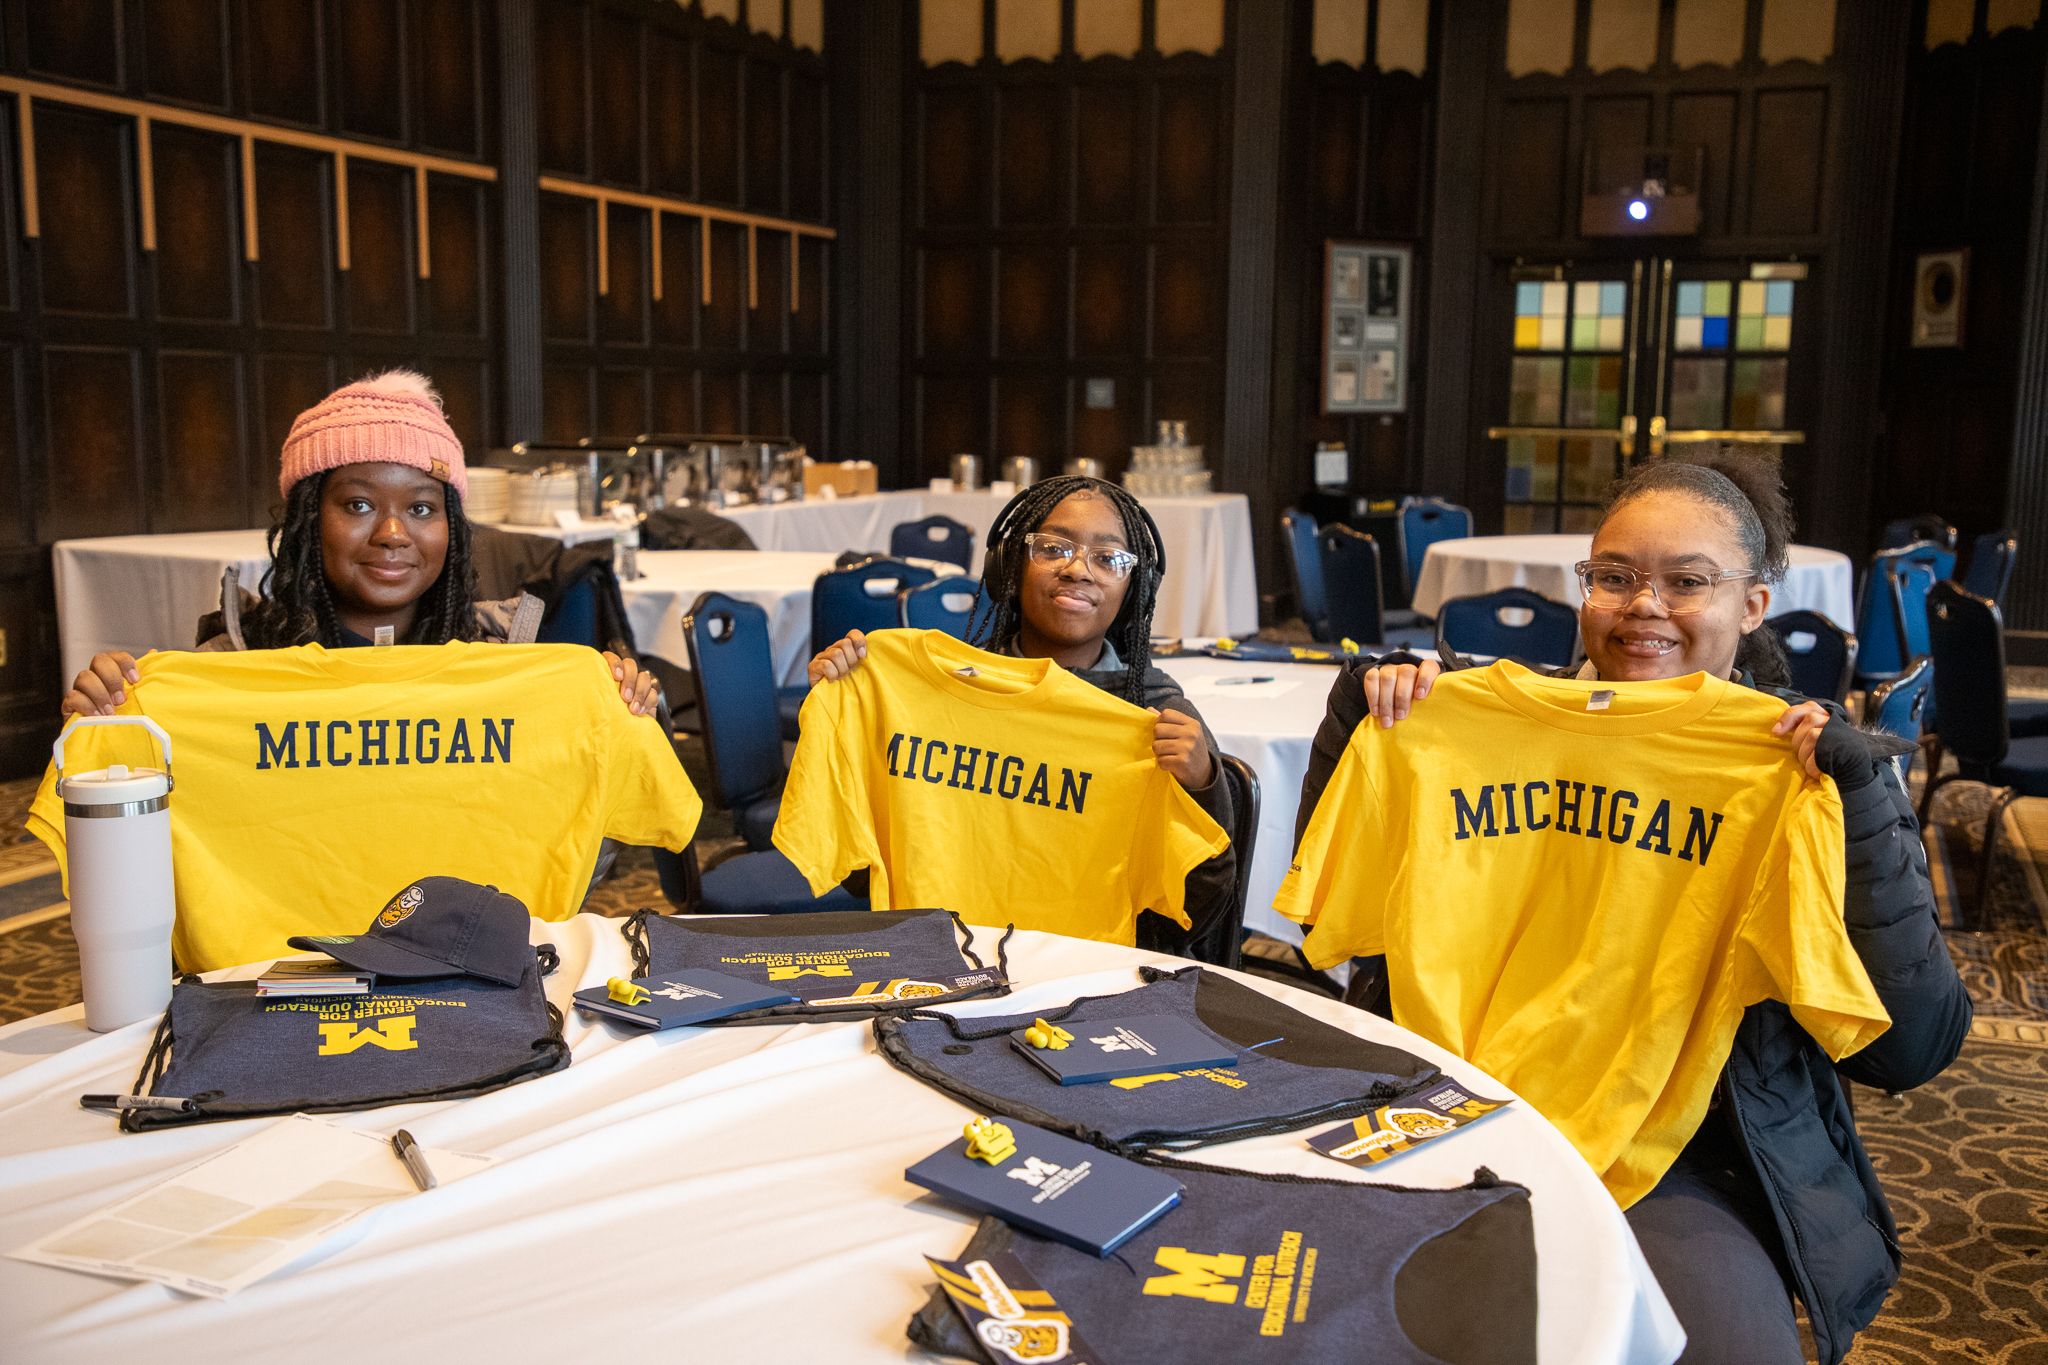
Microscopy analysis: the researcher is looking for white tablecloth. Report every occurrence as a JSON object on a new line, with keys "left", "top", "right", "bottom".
{"left": 1155, "top": 655, "right": 1340, "bottom": 943}
{"left": 622, "top": 552, "right": 960, "bottom": 688}
{"left": 725, "top": 489, "right": 1259, "bottom": 638}
{"left": 1411, "top": 534, "right": 1857, "bottom": 627}
{"left": 621, "top": 550, "right": 843, "bottom": 687}
{"left": 51, "top": 522, "right": 620, "bottom": 688}
{"left": 0, "top": 916, "right": 1682, "bottom": 1364}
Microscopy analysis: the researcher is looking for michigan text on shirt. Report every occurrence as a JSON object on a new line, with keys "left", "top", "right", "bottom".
{"left": 1450, "top": 779, "right": 1725, "bottom": 865}
{"left": 885, "top": 731, "right": 1094, "bottom": 813}
{"left": 252, "top": 718, "right": 514, "bottom": 769}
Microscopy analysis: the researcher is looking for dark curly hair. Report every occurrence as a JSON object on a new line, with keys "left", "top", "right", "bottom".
{"left": 969, "top": 475, "right": 1166, "bottom": 704}
{"left": 242, "top": 470, "right": 480, "bottom": 649}
{"left": 1601, "top": 444, "right": 1796, "bottom": 687}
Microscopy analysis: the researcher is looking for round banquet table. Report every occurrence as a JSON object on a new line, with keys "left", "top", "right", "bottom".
{"left": 1410, "top": 534, "right": 1857, "bottom": 627}
{"left": 0, "top": 916, "right": 1684, "bottom": 1364}
{"left": 622, "top": 550, "right": 958, "bottom": 688}
{"left": 1153, "top": 654, "right": 1343, "bottom": 944}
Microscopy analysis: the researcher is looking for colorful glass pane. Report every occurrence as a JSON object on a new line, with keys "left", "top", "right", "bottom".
{"left": 1677, "top": 281, "right": 1704, "bottom": 316}
{"left": 1675, "top": 315, "right": 1703, "bottom": 350}
{"left": 1561, "top": 504, "right": 1603, "bottom": 534}
{"left": 1735, "top": 315, "right": 1764, "bottom": 350}
{"left": 1565, "top": 356, "right": 1598, "bottom": 425}
{"left": 1668, "top": 357, "right": 1727, "bottom": 427}
{"left": 1510, "top": 356, "right": 1562, "bottom": 423}
{"left": 1571, "top": 316, "right": 1597, "bottom": 350}
{"left": 1597, "top": 315, "right": 1626, "bottom": 350}
{"left": 1737, "top": 280, "right": 1767, "bottom": 316}
{"left": 1505, "top": 436, "right": 1536, "bottom": 500}
{"left": 1729, "top": 357, "right": 1789, "bottom": 427}
{"left": 1541, "top": 281, "right": 1568, "bottom": 316}
{"left": 1515, "top": 315, "right": 1542, "bottom": 349}
{"left": 1763, "top": 315, "right": 1791, "bottom": 349}
{"left": 1504, "top": 503, "right": 1541, "bottom": 534}
{"left": 1595, "top": 356, "right": 1622, "bottom": 426}
{"left": 1530, "top": 439, "right": 1559, "bottom": 499}
{"left": 1564, "top": 438, "right": 1614, "bottom": 501}
{"left": 1540, "top": 316, "right": 1566, "bottom": 350}
{"left": 1702, "top": 281, "right": 1731, "bottom": 314}
{"left": 1700, "top": 315, "right": 1729, "bottom": 348}
{"left": 1574, "top": 281, "right": 1602, "bottom": 314}
{"left": 1601, "top": 281, "right": 1627, "bottom": 314}
{"left": 1765, "top": 280, "right": 1793, "bottom": 315}
{"left": 1516, "top": 281, "right": 1544, "bottom": 315}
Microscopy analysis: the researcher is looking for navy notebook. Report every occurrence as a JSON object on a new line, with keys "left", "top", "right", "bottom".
{"left": 572, "top": 969, "right": 800, "bottom": 1029}
{"left": 1008, "top": 1013, "right": 1238, "bottom": 1085}
{"left": 905, "top": 1120, "right": 1185, "bottom": 1257}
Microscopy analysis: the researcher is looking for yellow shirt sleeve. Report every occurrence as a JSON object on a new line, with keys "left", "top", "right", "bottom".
{"left": 593, "top": 657, "right": 704, "bottom": 852}
{"left": 1734, "top": 777, "right": 1892, "bottom": 1059}
{"left": 1130, "top": 770, "right": 1232, "bottom": 931}
{"left": 1273, "top": 729, "right": 1388, "bottom": 969}
{"left": 772, "top": 677, "right": 885, "bottom": 901}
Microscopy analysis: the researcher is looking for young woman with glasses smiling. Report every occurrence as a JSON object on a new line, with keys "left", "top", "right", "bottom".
{"left": 807, "top": 475, "right": 1236, "bottom": 954}
{"left": 1295, "top": 449, "right": 1969, "bottom": 1364}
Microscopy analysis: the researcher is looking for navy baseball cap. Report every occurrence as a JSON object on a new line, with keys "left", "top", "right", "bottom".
{"left": 289, "top": 877, "right": 533, "bottom": 987}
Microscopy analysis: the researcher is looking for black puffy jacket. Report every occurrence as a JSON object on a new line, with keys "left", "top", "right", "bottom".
{"left": 1293, "top": 657, "right": 1971, "bottom": 1365}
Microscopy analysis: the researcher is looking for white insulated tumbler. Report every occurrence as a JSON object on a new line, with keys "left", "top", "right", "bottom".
{"left": 54, "top": 716, "right": 176, "bottom": 1032}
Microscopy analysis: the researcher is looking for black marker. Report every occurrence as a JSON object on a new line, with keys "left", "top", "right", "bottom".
{"left": 392, "top": 1128, "right": 437, "bottom": 1191}
{"left": 79, "top": 1093, "right": 195, "bottom": 1113}
{"left": 1216, "top": 676, "right": 1277, "bottom": 686}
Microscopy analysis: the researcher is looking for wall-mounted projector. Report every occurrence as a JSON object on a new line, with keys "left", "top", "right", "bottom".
{"left": 1581, "top": 148, "right": 1703, "bottom": 237}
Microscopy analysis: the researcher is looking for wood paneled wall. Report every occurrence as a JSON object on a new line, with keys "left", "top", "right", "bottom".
{"left": 0, "top": 0, "right": 501, "bottom": 770}
{"left": 1877, "top": 18, "right": 2046, "bottom": 552}
{"left": 0, "top": 0, "right": 833, "bottom": 775}
{"left": 909, "top": 3, "right": 1232, "bottom": 483}
{"left": 1275, "top": 16, "right": 1435, "bottom": 502}
{"left": 533, "top": 0, "right": 830, "bottom": 449}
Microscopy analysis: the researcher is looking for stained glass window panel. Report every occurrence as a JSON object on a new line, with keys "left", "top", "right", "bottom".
{"left": 1675, "top": 315, "right": 1703, "bottom": 350}
{"left": 1765, "top": 280, "right": 1793, "bottom": 315}
{"left": 1737, "top": 280, "right": 1767, "bottom": 316}
{"left": 1700, "top": 314, "right": 1729, "bottom": 348}
{"left": 1735, "top": 315, "right": 1764, "bottom": 350}
{"left": 1515, "top": 316, "right": 1542, "bottom": 349}
{"left": 1731, "top": 358, "right": 1788, "bottom": 427}
{"left": 1510, "top": 357, "right": 1563, "bottom": 423}
{"left": 1505, "top": 437, "right": 1536, "bottom": 500}
{"left": 1762, "top": 315, "right": 1791, "bottom": 349}
{"left": 1598, "top": 316, "right": 1626, "bottom": 350}
{"left": 1541, "top": 281, "right": 1568, "bottom": 316}
{"left": 1668, "top": 357, "right": 1727, "bottom": 427}
{"left": 1540, "top": 316, "right": 1566, "bottom": 350}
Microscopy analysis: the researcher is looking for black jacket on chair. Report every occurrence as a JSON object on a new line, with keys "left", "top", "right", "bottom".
{"left": 1292, "top": 657, "right": 1971, "bottom": 1365}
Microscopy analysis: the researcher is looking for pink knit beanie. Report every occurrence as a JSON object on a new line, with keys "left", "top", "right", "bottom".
{"left": 279, "top": 369, "right": 467, "bottom": 501}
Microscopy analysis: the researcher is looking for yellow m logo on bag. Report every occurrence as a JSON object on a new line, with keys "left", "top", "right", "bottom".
{"left": 1142, "top": 1247, "right": 1247, "bottom": 1304}
{"left": 317, "top": 1016, "right": 418, "bottom": 1056}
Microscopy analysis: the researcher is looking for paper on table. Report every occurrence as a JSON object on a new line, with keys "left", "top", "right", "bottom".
{"left": 1175, "top": 676, "right": 1303, "bottom": 700}
{"left": 11, "top": 1114, "right": 494, "bottom": 1298}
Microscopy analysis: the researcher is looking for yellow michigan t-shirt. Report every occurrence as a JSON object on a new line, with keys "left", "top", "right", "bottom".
{"left": 772, "top": 629, "right": 1230, "bottom": 944}
{"left": 29, "top": 643, "right": 702, "bottom": 972}
{"left": 1274, "top": 660, "right": 1889, "bottom": 1206}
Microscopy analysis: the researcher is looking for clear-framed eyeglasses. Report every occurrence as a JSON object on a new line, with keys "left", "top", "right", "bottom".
{"left": 1023, "top": 532, "right": 1140, "bottom": 581}
{"left": 1573, "top": 560, "right": 1758, "bottom": 615}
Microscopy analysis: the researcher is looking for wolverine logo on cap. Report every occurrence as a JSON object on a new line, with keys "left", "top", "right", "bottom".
{"left": 379, "top": 884, "right": 426, "bottom": 928}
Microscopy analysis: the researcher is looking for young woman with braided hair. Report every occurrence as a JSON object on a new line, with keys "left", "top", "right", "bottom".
{"left": 804, "top": 475, "right": 1238, "bottom": 952}
{"left": 62, "top": 370, "right": 657, "bottom": 717}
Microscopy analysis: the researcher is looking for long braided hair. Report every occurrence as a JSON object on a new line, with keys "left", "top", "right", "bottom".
{"left": 969, "top": 475, "right": 1166, "bottom": 704}
{"left": 242, "top": 470, "right": 480, "bottom": 649}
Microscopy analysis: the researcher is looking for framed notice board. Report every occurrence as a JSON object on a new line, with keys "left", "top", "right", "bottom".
{"left": 1324, "top": 241, "right": 1411, "bottom": 414}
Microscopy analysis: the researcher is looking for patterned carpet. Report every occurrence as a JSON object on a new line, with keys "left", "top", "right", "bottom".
{"left": 3, "top": 766, "right": 2045, "bottom": 1358}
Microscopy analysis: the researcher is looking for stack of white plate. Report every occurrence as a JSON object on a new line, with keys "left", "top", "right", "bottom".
{"left": 507, "top": 469, "right": 582, "bottom": 525}
{"left": 465, "top": 467, "right": 509, "bottom": 524}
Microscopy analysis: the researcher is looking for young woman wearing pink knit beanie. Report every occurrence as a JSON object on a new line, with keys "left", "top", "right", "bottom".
{"left": 62, "top": 370, "right": 657, "bottom": 717}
